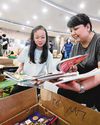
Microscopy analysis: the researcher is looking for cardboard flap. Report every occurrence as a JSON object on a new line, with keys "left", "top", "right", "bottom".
{"left": 0, "top": 88, "right": 38, "bottom": 123}
{"left": 40, "top": 89, "right": 100, "bottom": 125}
{"left": 0, "top": 57, "right": 13, "bottom": 66}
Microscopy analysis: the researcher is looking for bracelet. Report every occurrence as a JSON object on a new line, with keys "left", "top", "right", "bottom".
{"left": 79, "top": 84, "right": 85, "bottom": 93}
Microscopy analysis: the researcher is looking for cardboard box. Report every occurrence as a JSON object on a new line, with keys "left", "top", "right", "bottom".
{"left": 0, "top": 88, "right": 100, "bottom": 125}
{"left": 0, "top": 57, "right": 13, "bottom": 66}
{"left": 0, "top": 57, "right": 18, "bottom": 73}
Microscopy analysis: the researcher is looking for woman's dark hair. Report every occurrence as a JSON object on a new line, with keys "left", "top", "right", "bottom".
{"left": 29, "top": 25, "right": 48, "bottom": 64}
{"left": 67, "top": 13, "right": 92, "bottom": 31}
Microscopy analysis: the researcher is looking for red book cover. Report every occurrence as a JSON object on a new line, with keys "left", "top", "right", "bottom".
{"left": 58, "top": 54, "right": 88, "bottom": 73}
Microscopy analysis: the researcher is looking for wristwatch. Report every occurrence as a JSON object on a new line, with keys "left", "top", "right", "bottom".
{"left": 79, "top": 84, "right": 85, "bottom": 93}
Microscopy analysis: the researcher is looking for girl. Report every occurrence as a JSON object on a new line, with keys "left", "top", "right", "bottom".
{"left": 11, "top": 25, "right": 55, "bottom": 94}
{"left": 16, "top": 25, "right": 54, "bottom": 76}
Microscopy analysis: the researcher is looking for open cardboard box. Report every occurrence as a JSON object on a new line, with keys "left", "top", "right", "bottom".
{"left": 0, "top": 88, "right": 100, "bottom": 125}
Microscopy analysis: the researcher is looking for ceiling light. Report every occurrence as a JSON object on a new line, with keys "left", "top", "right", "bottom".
{"left": 65, "top": 16, "right": 70, "bottom": 21}
{"left": 32, "top": 15, "right": 38, "bottom": 20}
{"left": 48, "top": 26, "right": 52, "bottom": 30}
{"left": 41, "top": 0, "right": 76, "bottom": 15}
{"left": 79, "top": 2, "right": 85, "bottom": 9}
{"left": 26, "top": 20, "right": 30, "bottom": 25}
{"left": 41, "top": 0, "right": 100, "bottom": 22}
{"left": 2, "top": 4, "right": 9, "bottom": 10}
{"left": 42, "top": 8, "right": 48, "bottom": 13}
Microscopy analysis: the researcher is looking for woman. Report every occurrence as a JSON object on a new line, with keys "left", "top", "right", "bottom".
{"left": 16, "top": 25, "right": 54, "bottom": 76}
{"left": 57, "top": 13, "right": 100, "bottom": 111}
{"left": 11, "top": 25, "right": 55, "bottom": 94}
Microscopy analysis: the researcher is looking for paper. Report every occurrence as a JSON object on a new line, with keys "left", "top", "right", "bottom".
{"left": 37, "top": 72, "right": 78, "bottom": 81}
{"left": 54, "top": 68, "right": 100, "bottom": 85}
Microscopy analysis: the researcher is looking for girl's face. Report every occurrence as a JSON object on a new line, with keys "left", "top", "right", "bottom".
{"left": 70, "top": 24, "right": 90, "bottom": 42}
{"left": 34, "top": 29, "right": 46, "bottom": 49}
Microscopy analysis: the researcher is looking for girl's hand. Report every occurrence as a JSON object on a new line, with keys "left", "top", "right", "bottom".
{"left": 15, "top": 67, "right": 23, "bottom": 74}
{"left": 16, "top": 63, "right": 24, "bottom": 74}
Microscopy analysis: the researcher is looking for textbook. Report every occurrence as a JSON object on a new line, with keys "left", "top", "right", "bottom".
{"left": 57, "top": 54, "right": 88, "bottom": 73}
{"left": 54, "top": 68, "right": 100, "bottom": 85}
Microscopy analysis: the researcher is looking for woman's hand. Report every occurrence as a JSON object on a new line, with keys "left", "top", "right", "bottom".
{"left": 57, "top": 80, "right": 80, "bottom": 92}
{"left": 68, "top": 65, "right": 78, "bottom": 72}
{"left": 57, "top": 74, "right": 100, "bottom": 93}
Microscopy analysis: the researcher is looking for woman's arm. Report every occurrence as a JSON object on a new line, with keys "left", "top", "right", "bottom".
{"left": 57, "top": 74, "right": 100, "bottom": 93}
{"left": 79, "top": 62, "right": 100, "bottom": 92}
{"left": 57, "top": 62, "right": 100, "bottom": 93}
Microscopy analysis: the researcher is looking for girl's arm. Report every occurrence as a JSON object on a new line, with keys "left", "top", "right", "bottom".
{"left": 16, "top": 63, "right": 24, "bottom": 74}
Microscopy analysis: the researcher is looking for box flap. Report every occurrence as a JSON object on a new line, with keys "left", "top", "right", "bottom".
{"left": 0, "top": 88, "right": 38, "bottom": 123}
{"left": 0, "top": 57, "right": 14, "bottom": 66}
{"left": 40, "top": 89, "right": 100, "bottom": 125}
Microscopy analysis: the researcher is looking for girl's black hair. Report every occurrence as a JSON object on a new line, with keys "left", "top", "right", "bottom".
{"left": 29, "top": 25, "right": 48, "bottom": 64}
{"left": 67, "top": 13, "right": 92, "bottom": 31}
{"left": 2, "top": 34, "right": 6, "bottom": 37}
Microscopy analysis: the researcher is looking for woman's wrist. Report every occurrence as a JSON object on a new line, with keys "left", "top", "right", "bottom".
{"left": 79, "top": 84, "right": 85, "bottom": 93}
{"left": 75, "top": 83, "right": 85, "bottom": 93}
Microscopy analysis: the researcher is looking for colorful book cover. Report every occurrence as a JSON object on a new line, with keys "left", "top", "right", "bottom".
{"left": 57, "top": 54, "right": 88, "bottom": 73}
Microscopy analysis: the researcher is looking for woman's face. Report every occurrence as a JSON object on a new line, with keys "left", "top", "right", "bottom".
{"left": 34, "top": 29, "right": 46, "bottom": 49}
{"left": 70, "top": 24, "right": 90, "bottom": 42}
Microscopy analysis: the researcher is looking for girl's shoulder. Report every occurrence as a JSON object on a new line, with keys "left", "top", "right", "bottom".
{"left": 22, "top": 46, "right": 30, "bottom": 52}
{"left": 48, "top": 50, "right": 52, "bottom": 54}
{"left": 24, "top": 46, "right": 30, "bottom": 50}
{"left": 48, "top": 50, "right": 53, "bottom": 58}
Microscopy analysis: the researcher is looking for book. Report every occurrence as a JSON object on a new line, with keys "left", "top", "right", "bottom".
{"left": 57, "top": 54, "right": 88, "bottom": 73}
{"left": 3, "top": 71, "right": 38, "bottom": 87}
{"left": 3, "top": 71, "right": 34, "bottom": 82}
{"left": 37, "top": 72, "right": 78, "bottom": 81}
{"left": 54, "top": 68, "right": 100, "bottom": 85}
{"left": 3, "top": 71, "right": 78, "bottom": 87}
